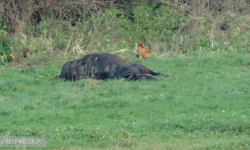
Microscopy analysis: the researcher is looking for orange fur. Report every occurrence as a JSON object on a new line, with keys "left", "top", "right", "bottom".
{"left": 138, "top": 42, "right": 150, "bottom": 59}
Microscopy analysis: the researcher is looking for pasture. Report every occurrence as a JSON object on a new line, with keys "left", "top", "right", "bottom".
{"left": 0, "top": 51, "right": 250, "bottom": 149}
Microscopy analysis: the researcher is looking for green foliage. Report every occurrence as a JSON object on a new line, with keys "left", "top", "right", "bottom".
{"left": 0, "top": 18, "right": 7, "bottom": 37}
{"left": 92, "top": 0, "right": 187, "bottom": 50}
{"left": 0, "top": 38, "right": 14, "bottom": 65}
{"left": 0, "top": 19, "right": 14, "bottom": 65}
{"left": 0, "top": 0, "right": 249, "bottom": 58}
{"left": 133, "top": 1, "right": 179, "bottom": 39}
{"left": 3, "top": 0, "right": 250, "bottom": 60}
{"left": 230, "top": 26, "right": 250, "bottom": 52}
{"left": 21, "top": 20, "right": 74, "bottom": 53}
{"left": 0, "top": 25, "right": 7, "bottom": 37}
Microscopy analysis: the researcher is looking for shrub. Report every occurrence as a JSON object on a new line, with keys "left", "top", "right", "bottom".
{"left": 2, "top": 0, "right": 250, "bottom": 59}
{"left": 0, "top": 19, "right": 14, "bottom": 65}
{"left": 0, "top": 38, "right": 14, "bottom": 65}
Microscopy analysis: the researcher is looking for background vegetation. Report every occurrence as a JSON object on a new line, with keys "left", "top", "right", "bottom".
{"left": 0, "top": 0, "right": 250, "bottom": 149}
{"left": 0, "top": 0, "right": 250, "bottom": 66}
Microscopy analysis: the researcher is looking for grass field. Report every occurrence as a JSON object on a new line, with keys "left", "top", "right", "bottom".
{"left": 0, "top": 51, "right": 250, "bottom": 149}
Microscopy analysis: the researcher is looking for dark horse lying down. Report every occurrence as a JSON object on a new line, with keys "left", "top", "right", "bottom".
{"left": 55, "top": 53, "right": 169, "bottom": 81}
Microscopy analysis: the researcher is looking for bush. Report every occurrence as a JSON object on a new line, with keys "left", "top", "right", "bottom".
{"left": 2, "top": 0, "right": 250, "bottom": 60}
{"left": 0, "top": 38, "right": 14, "bottom": 65}
{"left": 83, "top": 1, "right": 187, "bottom": 52}
{"left": 0, "top": 19, "right": 14, "bottom": 65}
{"left": 8, "top": 1, "right": 187, "bottom": 55}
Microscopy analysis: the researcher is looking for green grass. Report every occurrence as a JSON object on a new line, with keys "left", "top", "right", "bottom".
{"left": 0, "top": 51, "right": 250, "bottom": 149}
